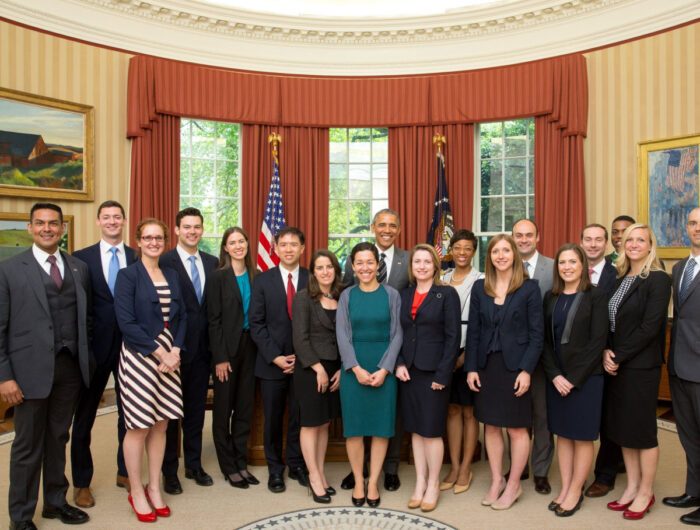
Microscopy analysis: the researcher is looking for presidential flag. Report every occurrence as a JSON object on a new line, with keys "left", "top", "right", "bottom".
{"left": 257, "top": 139, "right": 286, "bottom": 271}
{"left": 427, "top": 151, "right": 455, "bottom": 270}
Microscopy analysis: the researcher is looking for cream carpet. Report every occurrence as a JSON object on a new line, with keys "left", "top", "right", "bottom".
{"left": 0, "top": 412, "right": 688, "bottom": 529}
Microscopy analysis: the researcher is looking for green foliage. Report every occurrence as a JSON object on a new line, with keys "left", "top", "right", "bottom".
{"left": 0, "top": 161, "right": 83, "bottom": 189}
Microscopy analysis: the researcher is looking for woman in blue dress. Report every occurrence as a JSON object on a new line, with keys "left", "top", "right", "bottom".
{"left": 336, "top": 242, "right": 402, "bottom": 508}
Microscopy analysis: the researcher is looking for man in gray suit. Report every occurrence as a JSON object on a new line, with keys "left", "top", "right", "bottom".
{"left": 512, "top": 218, "right": 554, "bottom": 494}
{"left": 341, "top": 208, "right": 409, "bottom": 492}
{"left": 0, "top": 203, "right": 93, "bottom": 529}
{"left": 663, "top": 207, "right": 700, "bottom": 525}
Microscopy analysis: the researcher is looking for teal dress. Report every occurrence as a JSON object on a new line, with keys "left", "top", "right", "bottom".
{"left": 340, "top": 286, "right": 398, "bottom": 438}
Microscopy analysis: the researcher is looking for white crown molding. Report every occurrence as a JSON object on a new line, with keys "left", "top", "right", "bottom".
{"left": 2, "top": 0, "right": 699, "bottom": 74}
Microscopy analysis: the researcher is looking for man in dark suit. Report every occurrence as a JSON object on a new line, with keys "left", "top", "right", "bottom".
{"left": 0, "top": 203, "right": 93, "bottom": 529}
{"left": 581, "top": 223, "right": 617, "bottom": 294}
{"left": 664, "top": 208, "right": 700, "bottom": 525}
{"left": 70, "top": 200, "right": 136, "bottom": 508}
{"left": 160, "top": 207, "right": 219, "bottom": 493}
{"left": 341, "top": 208, "right": 409, "bottom": 492}
{"left": 605, "top": 215, "right": 635, "bottom": 265}
{"left": 250, "top": 226, "right": 309, "bottom": 493}
{"left": 512, "top": 218, "right": 554, "bottom": 494}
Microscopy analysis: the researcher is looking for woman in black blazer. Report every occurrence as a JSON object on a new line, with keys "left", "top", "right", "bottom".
{"left": 603, "top": 224, "right": 671, "bottom": 520}
{"left": 466, "top": 234, "right": 544, "bottom": 511}
{"left": 292, "top": 250, "right": 344, "bottom": 503}
{"left": 207, "top": 227, "right": 259, "bottom": 489}
{"left": 541, "top": 244, "right": 608, "bottom": 517}
{"left": 396, "top": 244, "right": 460, "bottom": 512}
{"left": 114, "top": 218, "right": 186, "bottom": 522}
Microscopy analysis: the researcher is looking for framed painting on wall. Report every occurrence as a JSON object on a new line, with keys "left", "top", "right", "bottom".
{"left": 0, "top": 87, "right": 94, "bottom": 201}
{"left": 0, "top": 212, "right": 74, "bottom": 263}
{"left": 638, "top": 133, "right": 700, "bottom": 259}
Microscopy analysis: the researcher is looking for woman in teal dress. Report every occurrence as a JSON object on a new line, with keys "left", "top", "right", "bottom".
{"left": 337, "top": 242, "right": 403, "bottom": 508}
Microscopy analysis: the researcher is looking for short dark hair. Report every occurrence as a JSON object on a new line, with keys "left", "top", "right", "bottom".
{"left": 551, "top": 243, "right": 591, "bottom": 295}
{"left": 449, "top": 229, "right": 478, "bottom": 251}
{"left": 97, "top": 200, "right": 125, "bottom": 218}
{"left": 580, "top": 223, "right": 608, "bottom": 241}
{"left": 612, "top": 215, "right": 635, "bottom": 225}
{"left": 372, "top": 208, "right": 401, "bottom": 227}
{"left": 351, "top": 241, "right": 379, "bottom": 264}
{"left": 275, "top": 226, "right": 305, "bottom": 245}
{"left": 512, "top": 218, "right": 539, "bottom": 236}
{"left": 176, "top": 207, "right": 203, "bottom": 227}
{"left": 307, "top": 249, "right": 344, "bottom": 301}
{"left": 30, "top": 202, "right": 63, "bottom": 224}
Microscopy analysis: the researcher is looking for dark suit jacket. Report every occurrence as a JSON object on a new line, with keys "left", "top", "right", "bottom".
{"left": 669, "top": 257, "right": 700, "bottom": 382}
{"left": 398, "top": 284, "right": 461, "bottom": 386}
{"left": 114, "top": 261, "right": 187, "bottom": 355}
{"left": 597, "top": 261, "right": 618, "bottom": 296}
{"left": 542, "top": 287, "right": 608, "bottom": 389}
{"left": 159, "top": 248, "right": 218, "bottom": 364}
{"left": 609, "top": 270, "right": 671, "bottom": 369}
{"left": 0, "top": 249, "right": 93, "bottom": 398}
{"left": 207, "top": 267, "right": 253, "bottom": 366}
{"left": 343, "top": 246, "right": 410, "bottom": 290}
{"left": 466, "top": 279, "right": 544, "bottom": 375}
{"left": 72, "top": 242, "right": 136, "bottom": 363}
{"left": 250, "top": 266, "right": 309, "bottom": 379}
{"left": 291, "top": 289, "right": 339, "bottom": 369}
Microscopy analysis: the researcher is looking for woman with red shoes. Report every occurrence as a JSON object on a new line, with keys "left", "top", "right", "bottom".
{"left": 603, "top": 223, "right": 671, "bottom": 520}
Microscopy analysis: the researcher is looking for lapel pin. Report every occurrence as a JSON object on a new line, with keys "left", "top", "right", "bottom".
{"left": 436, "top": 293, "right": 442, "bottom": 298}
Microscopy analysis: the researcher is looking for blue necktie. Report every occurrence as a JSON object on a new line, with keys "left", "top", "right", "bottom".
{"left": 189, "top": 255, "right": 202, "bottom": 303}
{"left": 107, "top": 247, "right": 120, "bottom": 295}
{"left": 680, "top": 258, "right": 696, "bottom": 303}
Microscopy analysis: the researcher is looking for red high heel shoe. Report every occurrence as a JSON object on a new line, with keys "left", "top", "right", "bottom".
{"left": 623, "top": 495, "right": 655, "bottom": 520}
{"left": 144, "top": 486, "right": 171, "bottom": 517}
{"left": 128, "top": 494, "right": 157, "bottom": 523}
{"left": 607, "top": 499, "right": 632, "bottom": 511}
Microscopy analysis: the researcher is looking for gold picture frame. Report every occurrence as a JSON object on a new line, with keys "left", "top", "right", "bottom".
{"left": 638, "top": 133, "right": 700, "bottom": 259}
{"left": 0, "top": 211, "right": 74, "bottom": 262}
{"left": 0, "top": 87, "right": 94, "bottom": 201}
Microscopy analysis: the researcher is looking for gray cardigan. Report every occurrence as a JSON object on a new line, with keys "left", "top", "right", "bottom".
{"left": 336, "top": 284, "right": 403, "bottom": 373}
{"left": 291, "top": 288, "right": 339, "bottom": 368}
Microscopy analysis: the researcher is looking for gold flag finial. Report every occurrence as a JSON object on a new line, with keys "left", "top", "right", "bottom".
{"left": 433, "top": 133, "right": 445, "bottom": 155}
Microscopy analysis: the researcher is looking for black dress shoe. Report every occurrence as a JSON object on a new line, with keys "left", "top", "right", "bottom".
{"left": 534, "top": 476, "right": 551, "bottom": 494}
{"left": 351, "top": 495, "right": 365, "bottom": 506}
{"left": 240, "top": 470, "right": 260, "bottom": 485}
{"left": 268, "top": 473, "right": 286, "bottom": 493}
{"left": 341, "top": 471, "right": 355, "bottom": 490}
{"left": 682, "top": 507, "right": 700, "bottom": 525}
{"left": 555, "top": 495, "right": 583, "bottom": 517}
{"left": 9, "top": 521, "right": 37, "bottom": 530}
{"left": 41, "top": 503, "right": 89, "bottom": 524}
{"left": 224, "top": 474, "right": 249, "bottom": 489}
{"left": 310, "top": 487, "right": 331, "bottom": 504}
{"left": 664, "top": 494, "right": 700, "bottom": 508}
{"left": 163, "top": 474, "right": 183, "bottom": 495}
{"left": 185, "top": 467, "right": 214, "bottom": 486}
{"left": 367, "top": 496, "right": 381, "bottom": 507}
{"left": 384, "top": 473, "right": 400, "bottom": 491}
{"left": 288, "top": 466, "right": 309, "bottom": 487}
{"left": 325, "top": 486, "right": 336, "bottom": 496}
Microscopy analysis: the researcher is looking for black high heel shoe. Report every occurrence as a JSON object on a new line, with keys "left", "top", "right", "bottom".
{"left": 367, "top": 496, "right": 381, "bottom": 507}
{"left": 224, "top": 474, "right": 249, "bottom": 489}
{"left": 325, "top": 486, "right": 336, "bottom": 496}
{"left": 351, "top": 495, "right": 366, "bottom": 507}
{"left": 555, "top": 495, "right": 583, "bottom": 517}
{"left": 308, "top": 484, "right": 331, "bottom": 504}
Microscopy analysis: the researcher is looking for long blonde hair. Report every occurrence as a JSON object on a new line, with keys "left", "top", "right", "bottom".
{"left": 483, "top": 234, "right": 526, "bottom": 297}
{"left": 615, "top": 223, "right": 663, "bottom": 278}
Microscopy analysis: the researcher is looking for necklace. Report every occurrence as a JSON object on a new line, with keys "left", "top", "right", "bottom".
{"left": 322, "top": 292, "right": 334, "bottom": 299}
{"left": 450, "top": 268, "right": 471, "bottom": 284}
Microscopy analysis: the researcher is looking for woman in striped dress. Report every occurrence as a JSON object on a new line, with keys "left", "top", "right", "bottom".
{"left": 114, "top": 218, "right": 187, "bottom": 522}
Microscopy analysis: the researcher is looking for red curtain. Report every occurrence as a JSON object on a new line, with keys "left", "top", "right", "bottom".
{"left": 242, "top": 125, "right": 329, "bottom": 266}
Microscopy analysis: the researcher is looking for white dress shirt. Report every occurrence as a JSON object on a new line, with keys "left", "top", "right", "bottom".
{"left": 523, "top": 251, "right": 540, "bottom": 277}
{"left": 99, "top": 239, "right": 127, "bottom": 284}
{"left": 33, "top": 243, "right": 64, "bottom": 278}
{"left": 279, "top": 264, "right": 300, "bottom": 293}
{"left": 590, "top": 259, "right": 605, "bottom": 286}
{"left": 376, "top": 244, "right": 395, "bottom": 281}
{"left": 176, "top": 244, "right": 206, "bottom": 289}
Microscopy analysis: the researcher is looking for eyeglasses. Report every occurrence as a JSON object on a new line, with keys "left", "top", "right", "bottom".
{"left": 140, "top": 235, "right": 164, "bottom": 243}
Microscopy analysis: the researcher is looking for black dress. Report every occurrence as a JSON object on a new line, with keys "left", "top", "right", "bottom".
{"left": 545, "top": 294, "right": 603, "bottom": 441}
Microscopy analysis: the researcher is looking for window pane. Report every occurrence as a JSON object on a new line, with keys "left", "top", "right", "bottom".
{"left": 504, "top": 196, "right": 526, "bottom": 231}
{"left": 481, "top": 197, "right": 502, "bottom": 232}
{"left": 215, "top": 125, "right": 240, "bottom": 160}
{"left": 480, "top": 122, "right": 502, "bottom": 159}
{"left": 477, "top": 235, "right": 491, "bottom": 272}
{"left": 372, "top": 138, "right": 388, "bottom": 162}
{"left": 349, "top": 128, "right": 371, "bottom": 162}
{"left": 349, "top": 201, "right": 371, "bottom": 232}
{"left": 180, "top": 121, "right": 191, "bottom": 157}
{"left": 372, "top": 200, "right": 389, "bottom": 218}
{"left": 330, "top": 178, "right": 347, "bottom": 199}
{"left": 191, "top": 160, "right": 215, "bottom": 196}
{"left": 528, "top": 157, "right": 535, "bottom": 194}
{"left": 180, "top": 158, "right": 191, "bottom": 195}
{"left": 528, "top": 120, "right": 535, "bottom": 156}
{"left": 349, "top": 179, "right": 371, "bottom": 199}
{"left": 198, "top": 237, "right": 219, "bottom": 256}
{"left": 330, "top": 164, "right": 347, "bottom": 180}
{"left": 528, "top": 195, "right": 535, "bottom": 220}
{"left": 504, "top": 120, "right": 527, "bottom": 157}
{"left": 328, "top": 237, "right": 348, "bottom": 267}
{"left": 216, "top": 199, "right": 239, "bottom": 233}
{"left": 481, "top": 160, "right": 502, "bottom": 195}
{"left": 504, "top": 159, "right": 527, "bottom": 195}
{"left": 329, "top": 200, "right": 348, "bottom": 234}
{"left": 373, "top": 164, "right": 388, "bottom": 181}
{"left": 330, "top": 136, "right": 347, "bottom": 163}
{"left": 372, "top": 178, "right": 388, "bottom": 199}
{"left": 216, "top": 161, "right": 238, "bottom": 197}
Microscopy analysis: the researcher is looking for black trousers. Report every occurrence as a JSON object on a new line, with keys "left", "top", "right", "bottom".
{"left": 593, "top": 374, "right": 624, "bottom": 486}
{"left": 670, "top": 375, "right": 700, "bottom": 497}
{"left": 259, "top": 376, "right": 303, "bottom": 475}
{"left": 70, "top": 345, "right": 126, "bottom": 486}
{"left": 163, "top": 354, "right": 210, "bottom": 475}
{"left": 212, "top": 332, "right": 256, "bottom": 475}
{"left": 9, "top": 351, "right": 82, "bottom": 522}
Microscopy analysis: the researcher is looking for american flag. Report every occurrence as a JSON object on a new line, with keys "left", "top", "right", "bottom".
{"left": 666, "top": 147, "right": 698, "bottom": 193}
{"left": 427, "top": 151, "right": 455, "bottom": 270}
{"left": 257, "top": 140, "right": 286, "bottom": 271}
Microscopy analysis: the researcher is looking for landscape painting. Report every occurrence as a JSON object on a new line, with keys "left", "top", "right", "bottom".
{"left": 0, "top": 88, "right": 93, "bottom": 201}
{"left": 0, "top": 212, "right": 73, "bottom": 262}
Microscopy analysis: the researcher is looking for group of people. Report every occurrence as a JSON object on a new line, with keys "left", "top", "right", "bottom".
{"left": 2, "top": 201, "right": 700, "bottom": 528}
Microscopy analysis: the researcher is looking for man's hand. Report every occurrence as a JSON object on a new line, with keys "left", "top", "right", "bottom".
{"left": 0, "top": 380, "right": 23, "bottom": 405}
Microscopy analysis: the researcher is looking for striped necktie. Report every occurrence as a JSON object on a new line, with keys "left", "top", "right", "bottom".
{"left": 377, "top": 252, "right": 387, "bottom": 283}
{"left": 189, "top": 255, "right": 202, "bottom": 303}
{"left": 680, "top": 258, "right": 696, "bottom": 303}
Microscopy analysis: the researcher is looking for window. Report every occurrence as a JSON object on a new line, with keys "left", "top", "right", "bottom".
{"left": 180, "top": 119, "right": 241, "bottom": 255}
{"left": 474, "top": 118, "right": 535, "bottom": 268}
{"left": 328, "top": 128, "right": 388, "bottom": 265}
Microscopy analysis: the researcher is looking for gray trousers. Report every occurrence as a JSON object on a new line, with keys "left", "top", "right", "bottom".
{"left": 530, "top": 363, "right": 554, "bottom": 477}
{"left": 670, "top": 375, "right": 700, "bottom": 497}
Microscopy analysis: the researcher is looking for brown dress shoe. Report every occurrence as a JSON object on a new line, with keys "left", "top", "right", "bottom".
{"left": 584, "top": 481, "right": 612, "bottom": 498}
{"left": 73, "top": 487, "right": 95, "bottom": 508}
{"left": 116, "top": 474, "right": 131, "bottom": 493}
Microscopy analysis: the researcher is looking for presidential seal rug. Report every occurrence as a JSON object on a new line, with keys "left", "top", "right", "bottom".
{"left": 237, "top": 507, "right": 456, "bottom": 530}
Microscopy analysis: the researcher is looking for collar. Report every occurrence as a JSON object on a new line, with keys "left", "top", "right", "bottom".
{"left": 524, "top": 251, "right": 539, "bottom": 270}
{"left": 176, "top": 244, "right": 200, "bottom": 262}
{"left": 279, "top": 264, "right": 300, "bottom": 282}
{"left": 376, "top": 244, "right": 394, "bottom": 261}
{"left": 688, "top": 253, "right": 700, "bottom": 267}
{"left": 100, "top": 239, "right": 125, "bottom": 255}
{"left": 32, "top": 243, "right": 61, "bottom": 264}
{"left": 591, "top": 259, "right": 605, "bottom": 275}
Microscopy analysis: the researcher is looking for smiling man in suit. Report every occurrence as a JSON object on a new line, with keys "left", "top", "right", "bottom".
{"left": 511, "top": 218, "right": 554, "bottom": 494}
{"left": 341, "top": 208, "right": 409, "bottom": 492}
{"left": 0, "top": 203, "right": 93, "bottom": 529}
{"left": 70, "top": 200, "right": 136, "bottom": 508}
{"left": 581, "top": 223, "right": 617, "bottom": 295}
{"left": 159, "top": 207, "right": 219, "bottom": 493}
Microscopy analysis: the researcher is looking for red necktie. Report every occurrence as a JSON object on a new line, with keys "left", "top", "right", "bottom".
{"left": 287, "top": 273, "right": 295, "bottom": 319}
{"left": 47, "top": 255, "right": 63, "bottom": 289}
{"left": 589, "top": 268, "right": 594, "bottom": 280}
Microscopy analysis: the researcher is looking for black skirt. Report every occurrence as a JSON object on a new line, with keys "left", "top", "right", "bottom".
{"left": 293, "top": 358, "right": 341, "bottom": 427}
{"left": 547, "top": 374, "right": 603, "bottom": 441}
{"left": 449, "top": 369, "right": 475, "bottom": 407}
{"left": 603, "top": 366, "right": 660, "bottom": 449}
{"left": 474, "top": 352, "right": 532, "bottom": 429}
{"left": 400, "top": 366, "right": 451, "bottom": 438}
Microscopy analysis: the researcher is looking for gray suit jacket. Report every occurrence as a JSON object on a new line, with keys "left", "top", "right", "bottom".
{"left": 669, "top": 257, "right": 700, "bottom": 382}
{"left": 530, "top": 253, "right": 554, "bottom": 300}
{"left": 0, "top": 248, "right": 92, "bottom": 399}
{"left": 343, "top": 246, "right": 410, "bottom": 291}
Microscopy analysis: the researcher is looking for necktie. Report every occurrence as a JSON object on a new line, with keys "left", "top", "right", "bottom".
{"left": 189, "top": 255, "right": 202, "bottom": 303}
{"left": 287, "top": 272, "right": 295, "bottom": 319}
{"left": 524, "top": 261, "right": 531, "bottom": 276}
{"left": 377, "top": 252, "right": 387, "bottom": 283}
{"left": 589, "top": 268, "right": 594, "bottom": 280}
{"left": 108, "top": 247, "right": 120, "bottom": 295}
{"left": 680, "top": 258, "right": 696, "bottom": 303}
{"left": 47, "top": 255, "right": 62, "bottom": 289}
